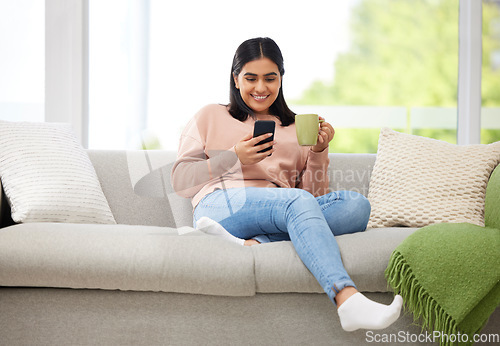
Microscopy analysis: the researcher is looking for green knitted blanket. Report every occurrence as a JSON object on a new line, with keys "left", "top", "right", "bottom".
{"left": 386, "top": 224, "right": 500, "bottom": 345}
{"left": 386, "top": 166, "right": 500, "bottom": 345}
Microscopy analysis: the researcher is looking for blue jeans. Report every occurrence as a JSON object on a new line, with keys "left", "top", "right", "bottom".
{"left": 193, "top": 187, "right": 371, "bottom": 304}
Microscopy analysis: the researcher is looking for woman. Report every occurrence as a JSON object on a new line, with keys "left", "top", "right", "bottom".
{"left": 171, "top": 37, "right": 402, "bottom": 332}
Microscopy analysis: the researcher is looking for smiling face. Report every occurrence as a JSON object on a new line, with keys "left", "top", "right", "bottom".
{"left": 233, "top": 57, "right": 282, "bottom": 116}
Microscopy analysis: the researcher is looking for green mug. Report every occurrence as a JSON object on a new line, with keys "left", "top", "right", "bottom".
{"left": 295, "top": 114, "right": 324, "bottom": 146}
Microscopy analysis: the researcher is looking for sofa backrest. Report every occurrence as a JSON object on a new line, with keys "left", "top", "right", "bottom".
{"left": 88, "top": 150, "right": 376, "bottom": 228}
{"left": 327, "top": 153, "right": 376, "bottom": 197}
{"left": 0, "top": 151, "right": 376, "bottom": 228}
{"left": 87, "top": 150, "right": 193, "bottom": 228}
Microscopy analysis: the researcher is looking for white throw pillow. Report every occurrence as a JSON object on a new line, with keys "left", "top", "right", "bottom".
{"left": 367, "top": 128, "right": 500, "bottom": 228}
{"left": 0, "top": 121, "right": 116, "bottom": 224}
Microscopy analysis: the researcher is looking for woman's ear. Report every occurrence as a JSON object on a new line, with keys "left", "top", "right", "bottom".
{"left": 233, "top": 73, "right": 239, "bottom": 89}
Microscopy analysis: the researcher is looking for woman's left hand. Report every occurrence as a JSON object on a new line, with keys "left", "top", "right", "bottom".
{"left": 311, "top": 117, "right": 335, "bottom": 153}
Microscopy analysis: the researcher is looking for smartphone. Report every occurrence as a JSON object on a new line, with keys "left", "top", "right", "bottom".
{"left": 253, "top": 120, "right": 275, "bottom": 153}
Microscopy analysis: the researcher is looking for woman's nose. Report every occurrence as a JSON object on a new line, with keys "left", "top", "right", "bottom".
{"left": 255, "top": 80, "right": 266, "bottom": 93}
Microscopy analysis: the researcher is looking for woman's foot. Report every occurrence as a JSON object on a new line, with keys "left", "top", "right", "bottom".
{"left": 336, "top": 289, "right": 403, "bottom": 332}
{"left": 244, "top": 239, "right": 260, "bottom": 246}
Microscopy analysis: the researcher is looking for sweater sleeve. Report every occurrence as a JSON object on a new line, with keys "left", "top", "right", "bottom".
{"left": 297, "top": 148, "right": 330, "bottom": 197}
{"left": 170, "top": 115, "right": 239, "bottom": 199}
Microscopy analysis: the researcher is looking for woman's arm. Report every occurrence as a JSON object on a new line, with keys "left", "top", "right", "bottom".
{"left": 171, "top": 133, "right": 239, "bottom": 199}
{"left": 298, "top": 149, "right": 330, "bottom": 197}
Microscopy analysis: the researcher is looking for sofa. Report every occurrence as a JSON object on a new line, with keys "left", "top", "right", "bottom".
{"left": 0, "top": 149, "right": 498, "bottom": 346}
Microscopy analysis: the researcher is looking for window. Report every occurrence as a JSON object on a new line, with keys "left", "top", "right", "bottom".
{"left": 88, "top": 0, "right": 141, "bottom": 149}
{"left": 0, "top": 0, "right": 44, "bottom": 122}
{"left": 295, "top": 0, "right": 459, "bottom": 152}
{"left": 89, "top": 0, "right": 355, "bottom": 150}
{"left": 89, "top": 1, "right": 491, "bottom": 152}
{"left": 482, "top": 0, "right": 500, "bottom": 144}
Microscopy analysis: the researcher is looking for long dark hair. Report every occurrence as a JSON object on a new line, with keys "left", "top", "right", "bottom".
{"left": 228, "top": 37, "right": 295, "bottom": 126}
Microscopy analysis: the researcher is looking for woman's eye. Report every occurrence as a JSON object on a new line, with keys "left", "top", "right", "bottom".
{"left": 266, "top": 78, "right": 276, "bottom": 82}
{"left": 246, "top": 78, "right": 256, "bottom": 82}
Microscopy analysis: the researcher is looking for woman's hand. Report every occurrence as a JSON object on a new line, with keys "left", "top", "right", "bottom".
{"left": 235, "top": 132, "right": 275, "bottom": 165}
{"left": 311, "top": 117, "right": 335, "bottom": 153}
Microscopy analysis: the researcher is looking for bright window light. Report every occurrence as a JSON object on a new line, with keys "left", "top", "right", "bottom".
{"left": 0, "top": 0, "right": 44, "bottom": 122}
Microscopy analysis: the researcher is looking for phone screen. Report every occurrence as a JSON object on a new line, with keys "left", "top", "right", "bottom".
{"left": 253, "top": 120, "right": 275, "bottom": 153}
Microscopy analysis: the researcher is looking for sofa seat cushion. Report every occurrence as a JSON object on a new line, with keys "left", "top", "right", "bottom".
{"left": 252, "top": 227, "right": 418, "bottom": 294}
{"left": 0, "top": 223, "right": 255, "bottom": 297}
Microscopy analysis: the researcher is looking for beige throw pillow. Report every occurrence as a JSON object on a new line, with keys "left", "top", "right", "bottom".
{"left": 0, "top": 121, "right": 116, "bottom": 224}
{"left": 367, "top": 128, "right": 500, "bottom": 228}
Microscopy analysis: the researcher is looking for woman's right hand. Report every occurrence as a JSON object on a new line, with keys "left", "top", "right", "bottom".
{"left": 234, "top": 132, "right": 275, "bottom": 165}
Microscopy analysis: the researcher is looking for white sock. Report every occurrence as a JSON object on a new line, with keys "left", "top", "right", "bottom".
{"left": 196, "top": 217, "right": 245, "bottom": 246}
{"left": 337, "top": 293, "right": 403, "bottom": 332}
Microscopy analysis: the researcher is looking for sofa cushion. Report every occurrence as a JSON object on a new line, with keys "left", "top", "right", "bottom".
{"left": 88, "top": 150, "right": 195, "bottom": 228}
{"left": 368, "top": 128, "right": 500, "bottom": 228}
{"left": 252, "top": 227, "right": 418, "bottom": 294}
{"left": 328, "top": 153, "right": 376, "bottom": 197}
{"left": 0, "top": 121, "right": 115, "bottom": 224}
{"left": 0, "top": 223, "right": 255, "bottom": 297}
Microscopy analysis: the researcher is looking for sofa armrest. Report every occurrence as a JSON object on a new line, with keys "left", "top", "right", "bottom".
{"left": 0, "top": 179, "right": 3, "bottom": 223}
{"left": 485, "top": 164, "right": 500, "bottom": 229}
{"left": 0, "top": 179, "right": 14, "bottom": 228}
{"left": 0, "top": 179, "right": 5, "bottom": 227}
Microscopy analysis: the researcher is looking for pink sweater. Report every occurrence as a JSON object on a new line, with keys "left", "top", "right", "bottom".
{"left": 171, "top": 104, "right": 330, "bottom": 208}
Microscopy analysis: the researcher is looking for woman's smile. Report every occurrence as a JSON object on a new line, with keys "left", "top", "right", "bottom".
{"left": 252, "top": 94, "right": 270, "bottom": 101}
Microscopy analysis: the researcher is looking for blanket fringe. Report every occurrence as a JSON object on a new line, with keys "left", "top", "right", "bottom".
{"left": 385, "top": 251, "right": 471, "bottom": 346}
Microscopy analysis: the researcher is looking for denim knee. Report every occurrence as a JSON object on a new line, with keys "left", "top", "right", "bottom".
{"left": 344, "top": 191, "right": 371, "bottom": 227}
{"left": 284, "top": 188, "right": 325, "bottom": 224}
{"left": 286, "top": 188, "right": 319, "bottom": 210}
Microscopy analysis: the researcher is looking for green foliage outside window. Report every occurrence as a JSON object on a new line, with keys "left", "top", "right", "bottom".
{"left": 293, "top": 0, "right": 500, "bottom": 153}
